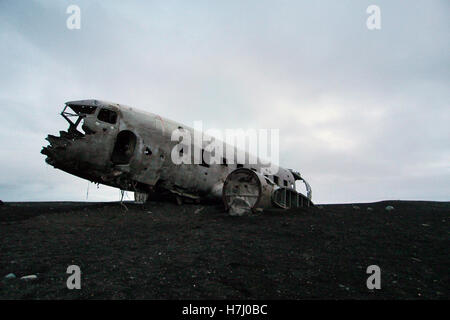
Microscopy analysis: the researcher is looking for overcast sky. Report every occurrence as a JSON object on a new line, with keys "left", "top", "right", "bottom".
{"left": 0, "top": 0, "right": 449, "bottom": 204}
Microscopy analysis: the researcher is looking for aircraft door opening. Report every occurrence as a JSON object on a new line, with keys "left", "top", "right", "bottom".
{"left": 111, "top": 130, "right": 137, "bottom": 165}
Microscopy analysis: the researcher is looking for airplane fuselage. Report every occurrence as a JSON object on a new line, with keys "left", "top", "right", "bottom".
{"left": 42, "top": 99, "right": 311, "bottom": 210}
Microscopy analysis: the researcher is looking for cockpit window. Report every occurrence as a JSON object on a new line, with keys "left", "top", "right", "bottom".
{"left": 70, "top": 105, "right": 97, "bottom": 114}
{"left": 98, "top": 108, "right": 117, "bottom": 124}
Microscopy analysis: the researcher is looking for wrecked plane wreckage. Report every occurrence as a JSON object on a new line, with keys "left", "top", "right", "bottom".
{"left": 41, "top": 100, "right": 313, "bottom": 215}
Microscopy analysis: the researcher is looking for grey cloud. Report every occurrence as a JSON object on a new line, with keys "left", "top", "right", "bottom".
{"left": 0, "top": 0, "right": 448, "bottom": 203}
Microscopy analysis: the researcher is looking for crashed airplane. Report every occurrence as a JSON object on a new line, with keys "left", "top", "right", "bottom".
{"left": 41, "top": 100, "right": 312, "bottom": 215}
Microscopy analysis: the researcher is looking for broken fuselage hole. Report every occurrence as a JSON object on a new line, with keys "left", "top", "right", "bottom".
{"left": 111, "top": 130, "right": 137, "bottom": 165}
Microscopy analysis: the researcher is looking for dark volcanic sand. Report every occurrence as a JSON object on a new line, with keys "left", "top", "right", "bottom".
{"left": 0, "top": 200, "right": 448, "bottom": 299}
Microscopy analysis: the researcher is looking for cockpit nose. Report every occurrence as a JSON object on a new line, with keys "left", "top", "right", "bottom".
{"left": 41, "top": 103, "right": 97, "bottom": 166}
{"left": 41, "top": 100, "right": 122, "bottom": 182}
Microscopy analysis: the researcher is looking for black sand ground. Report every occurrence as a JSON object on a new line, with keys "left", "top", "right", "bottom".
{"left": 0, "top": 200, "right": 448, "bottom": 299}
